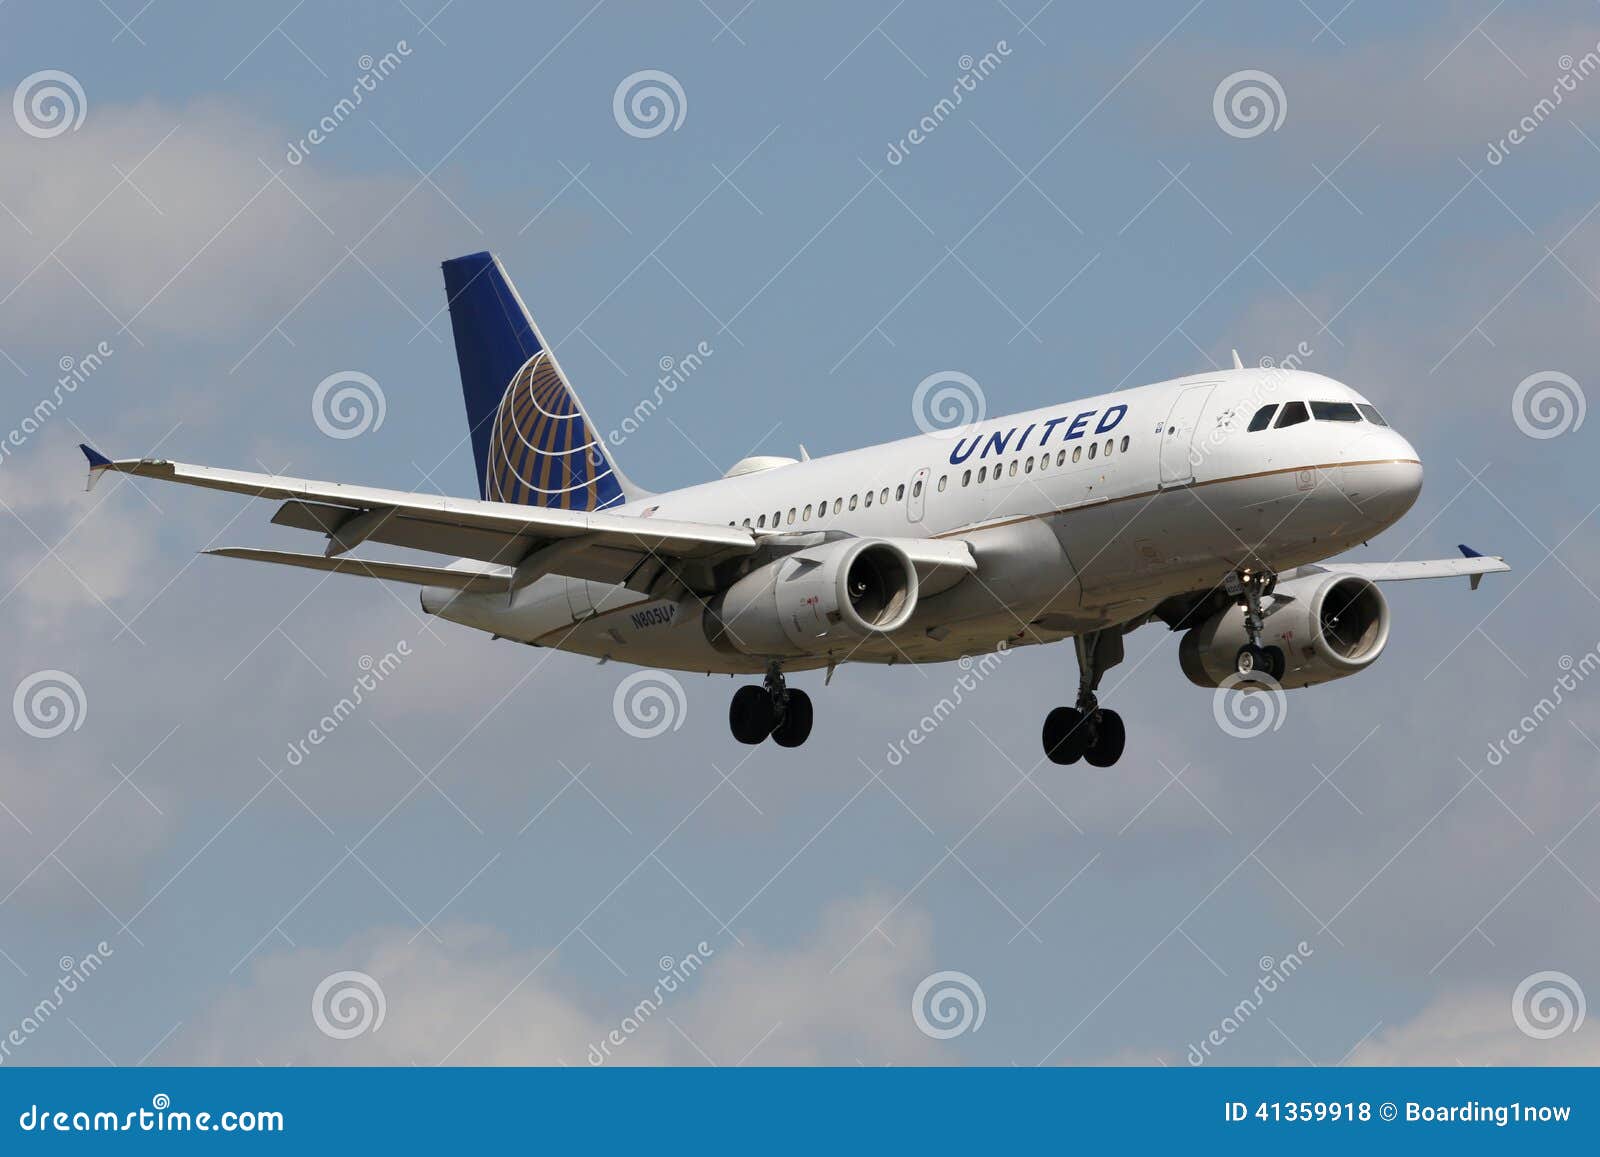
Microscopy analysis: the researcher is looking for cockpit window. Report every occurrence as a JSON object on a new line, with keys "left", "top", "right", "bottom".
{"left": 1247, "top": 404, "right": 1277, "bottom": 432}
{"left": 1274, "top": 401, "right": 1309, "bottom": 428}
{"left": 1357, "top": 403, "right": 1388, "bottom": 427}
{"left": 1310, "top": 400, "right": 1361, "bottom": 422}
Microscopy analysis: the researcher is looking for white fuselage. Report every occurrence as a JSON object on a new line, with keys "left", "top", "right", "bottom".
{"left": 423, "top": 368, "right": 1423, "bottom": 674}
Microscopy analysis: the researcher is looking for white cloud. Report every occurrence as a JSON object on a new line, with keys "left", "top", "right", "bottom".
{"left": 177, "top": 893, "right": 948, "bottom": 1065}
{"left": 0, "top": 98, "right": 454, "bottom": 347}
{"left": 1350, "top": 985, "right": 1598, "bottom": 1065}
{"left": 1136, "top": 15, "right": 1600, "bottom": 165}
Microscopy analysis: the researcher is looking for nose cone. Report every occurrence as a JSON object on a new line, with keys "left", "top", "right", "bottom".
{"left": 1362, "top": 434, "right": 1423, "bottom": 528}
{"left": 1391, "top": 429, "right": 1422, "bottom": 499}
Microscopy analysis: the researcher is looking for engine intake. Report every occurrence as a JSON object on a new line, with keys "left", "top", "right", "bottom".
{"left": 1179, "top": 573, "right": 1390, "bottom": 689}
{"left": 705, "top": 538, "right": 918, "bottom": 657}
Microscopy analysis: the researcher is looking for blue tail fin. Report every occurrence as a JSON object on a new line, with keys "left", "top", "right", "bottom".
{"left": 441, "top": 252, "right": 644, "bottom": 511}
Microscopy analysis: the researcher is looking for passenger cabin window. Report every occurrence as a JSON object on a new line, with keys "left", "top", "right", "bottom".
{"left": 1274, "top": 401, "right": 1309, "bottom": 429}
{"left": 864, "top": 490, "right": 873, "bottom": 507}
{"left": 962, "top": 470, "right": 971, "bottom": 486}
{"left": 880, "top": 488, "right": 890, "bottom": 504}
{"left": 787, "top": 507, "right": 796, "bottom": 524}
{"left": 895, "top": 484, "right": 905, "bottom": 501}
{"left": 1120, "top": 435, "right": 1130, "bottom": 452}
{"left": 977, "top": 466, "right": 987, "bottom": 482}
{"left": 937, "top": 475, "right": 947, "bottom": 492}
{"left": 1247, "top": 404, "right": 1277, "bottom": 432}
{"left": 1357, "top": 404, "right": 1388, "bottom": 426}
{"left": 1072, "top": 446, "right": 1082, "bottom": 463}
{"left": 1088, "top": 442, "right": 1097, "bottom": 459}
{"left": 849, "top": 494, "right": 858, "bottom": 510}
{"left": 1311, "top": 400, "right": 1361, "bottom": 422}
{"left": 1056, "top": 449, "right": 1066, "bottom": 466}
{"left": 803, "top": 504, "right": 812, "bottom": 521}
{"left": 757, "top": 514, "right": 766, "bottom": 528}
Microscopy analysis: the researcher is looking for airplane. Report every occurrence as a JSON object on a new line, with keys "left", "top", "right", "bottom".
{"left": 78, "top": 251, "right": 1509, "bottom": 767}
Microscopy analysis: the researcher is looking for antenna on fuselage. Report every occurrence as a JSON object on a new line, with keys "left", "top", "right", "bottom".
{"left": 1231, "top": 349, "right": 1244, "bottom": 370}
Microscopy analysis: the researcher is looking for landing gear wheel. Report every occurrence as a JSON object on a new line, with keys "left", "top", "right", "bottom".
{"left": 771, "top": 688, "right": 813, "bottom": 748}
{"left": 1235, "top": 644, "right": 1285, "bottom": 682}
{"left": 729, "top": 685, "right": 776, "bottom": 745}
{"left": 1042, "top": 706, "right": 1088, "bottom": 765}
{"left": 1236, "top": 643, "right": 1267, "bottom": 678}
{"left": 1083, "top": 709, "right": 1125, "bottom": 768}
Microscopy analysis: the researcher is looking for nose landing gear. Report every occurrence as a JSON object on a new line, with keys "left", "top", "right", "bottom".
{"left": 729, "top": 661, "right": 813, "bottom": 747}
{"left": 1227, "top": 569, "right": 1286, "bottom": 682}
{"left": 1042, "top": 629, "right": 1127, "bottom": 767}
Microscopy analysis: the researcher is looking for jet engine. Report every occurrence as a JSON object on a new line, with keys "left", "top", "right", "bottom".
{"left": 705, "top": 538, "right": 918, "bottom": 657}
{"left": 1178, "top": 572, "right": 1390, "bottom": 689}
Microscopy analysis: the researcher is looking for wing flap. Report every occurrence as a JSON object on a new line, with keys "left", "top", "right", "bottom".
{"left": 205, "top": 548, "right": 510, "bottom": 592}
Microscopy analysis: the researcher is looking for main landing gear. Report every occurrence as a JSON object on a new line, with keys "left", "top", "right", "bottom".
{"left": 1226, "top": 569, "right": 1286, "bottom": 682}
{"left": 1042, "top": 629, "right": 1127, "bottom": 768}
{"left": 729, "top": 661, "right": 813, "bottom": 748}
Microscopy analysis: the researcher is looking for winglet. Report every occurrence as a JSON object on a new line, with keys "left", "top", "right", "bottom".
{"left": 1231, "top": 349, "right": 1244, "bottom": 370}
{"left": 1459, "top": 544, "right": 1490, "bottom": 589}
{"left": 79, "top": 443, "right": 112, "bottom": 491}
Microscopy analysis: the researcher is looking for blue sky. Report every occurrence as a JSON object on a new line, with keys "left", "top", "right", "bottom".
{"left": 2, "top": 0, "right": 1599, "bottom": 1065}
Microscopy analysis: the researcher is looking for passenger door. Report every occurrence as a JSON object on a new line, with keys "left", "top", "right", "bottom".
{"left": 907, "top": 467, "right": 929, "bottom": 523}
{"left": 1158, "top": 384, "right": 1216, "bottom": 487}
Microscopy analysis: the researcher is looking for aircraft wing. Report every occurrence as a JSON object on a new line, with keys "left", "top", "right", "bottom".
{"left": 82, "top": 444, "right": 755, "bottom": 593}
{"left": 81, "top": 445, "right": 977, "bottom": 596}
{"left": 1286, "top": 545, "right": 1510, "bottom": 590}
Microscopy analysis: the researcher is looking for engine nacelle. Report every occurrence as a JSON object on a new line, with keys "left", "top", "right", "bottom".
{"left": 1179, "top": 572, "right": 1390, "bottom": 689}
{"left": 705, "top": 538, "right": 918, "bottom": 657}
